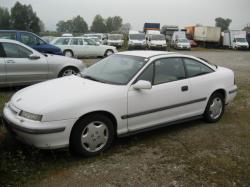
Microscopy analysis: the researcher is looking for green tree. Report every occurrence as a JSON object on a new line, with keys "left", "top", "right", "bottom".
{"left": 106, "top": 16, "right": 123, "bottom": 32}
{"left": 56, "top": 16, "right": 88, "bottom": 33}
{"left": 91, "top": 15, "right": 106, "bottom": 33}
{"left": 72, "top": 15, "right": 88, "bottom": 33}
{"left": 215, "top": 17, "right": 232, "bottom": 31}
{"left": 10, "top": 1, "right": 42, "bottom": 33}
{"left": 0, "top": 7, "right": 10, "bottom": 29}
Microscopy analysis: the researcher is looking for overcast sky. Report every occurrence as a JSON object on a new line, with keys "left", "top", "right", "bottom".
{"left": 1, "top": 0, "right": 250, "bottom": 31}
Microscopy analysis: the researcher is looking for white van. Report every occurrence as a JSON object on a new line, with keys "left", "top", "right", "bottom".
{"left": 128, "top": 31, "right": 146, "bottom": 50}
{"left": 84, "top": 33, "right": 107, "bottom": 45}
{"left": 107, "top": 34, "right": 124, "bottom": 48}
{"left": 146, "top": 34, "right": 167, "bottom": 50}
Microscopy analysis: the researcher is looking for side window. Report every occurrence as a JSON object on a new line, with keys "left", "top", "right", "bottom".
{"left": 154, "top": 58, "right": 185, "bottom": 85}
{"left": 0, "top": 32, "right": 16, "bottom": 40}
{"left": 20, "top": 33, "right": 38, "bottom": 45}
{"left": 136, "top": 63, "right": 154, "bottom": 83}
{"left": 70, "top": 38, "right": 83, "bottom": 45}
{"left": 2, "top": 43, "right": 32, "bottom": 58}
{"left": 54, "top": 38, "right": 70, "bottom": 45}
{"left": 183, "top": 58, "right": 213, "bottom": 78}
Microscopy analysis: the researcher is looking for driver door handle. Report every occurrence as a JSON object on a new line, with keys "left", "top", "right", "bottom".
{"left": 181, "top": 86, "right": 188, "bottom": 92}
{"left": 6, "top": 60, "right": 15, "bottom": 64}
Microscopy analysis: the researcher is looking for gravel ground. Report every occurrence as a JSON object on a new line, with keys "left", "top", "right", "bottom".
{"left": 2, "top": 50, "right": 250, "bottom": 187}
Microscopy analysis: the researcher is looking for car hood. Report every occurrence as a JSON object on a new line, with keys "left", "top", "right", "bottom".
{"left": 11, "top": 76, "right": 122, "bottom": 118}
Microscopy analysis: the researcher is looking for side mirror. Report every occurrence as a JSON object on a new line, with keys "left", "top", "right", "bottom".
{"left": 29, "top": 54, "right": 40, "bottom": 60}
{"left": 133, "top": 80, "right": 152, "bottom": 90}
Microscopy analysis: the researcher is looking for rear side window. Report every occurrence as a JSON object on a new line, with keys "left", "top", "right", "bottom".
{"left": 20, "top": 33, "right": 38, "bottom": 46}
{"left": 54, "top": 38, "right": 70, "bottom": 45}
{"left": 2, "top": 43, "right": 32, "bottom": 58}
{"left": 183, "top": 58, "right": 213, "bottom": 78}
{"left": 0, "top": 32, "right": 16, "bottom": 40}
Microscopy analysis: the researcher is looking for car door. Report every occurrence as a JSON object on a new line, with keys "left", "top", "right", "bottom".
{"left": 69, "top": 38, "right": 84, "bottom": 58}
{"left": 182, "top": 57, "right": 215, "bottom": 115}
{"left": 127, "top": 57, "right": 191, "bottom": 131}
{"left": 83, "top": 38, "right": 99, "bottom": 56}
{"left": 0, "top": 44, "right": 6, "bottom": 85}
{"left": 2, "top": 42, "right": 48, "bottom": 84}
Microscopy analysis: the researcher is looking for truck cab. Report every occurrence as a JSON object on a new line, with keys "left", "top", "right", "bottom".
{"left": 232, "top": 37, "right": 249, "bottom": 49}
{"left": 128, "top": 32, "right": 146, "bottom": 50}
{"left": 0, "top": 30, "right": 62, "bottom": 55}
{"left": 107, "top": 34, "right": 124, "bottom": 48}
{"left": 146, "top": 34, "right": 167, "bottom": 50}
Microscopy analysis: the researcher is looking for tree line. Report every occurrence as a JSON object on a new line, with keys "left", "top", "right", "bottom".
{"left": 0, "top": 1, "right": 43, "bottom": 33}
{"left": 56, "top": 15, "right": 125, "bottom": 34}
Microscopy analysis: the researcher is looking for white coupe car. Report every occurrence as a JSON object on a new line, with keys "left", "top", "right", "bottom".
{"left": 3, "top": 51, "right": 237, "bottom": 157}
{"left": 51, "top": 37, "right": 117, "bottom": 58}
{"left": 0, "top": 39, "right": 85, "bottom": 87}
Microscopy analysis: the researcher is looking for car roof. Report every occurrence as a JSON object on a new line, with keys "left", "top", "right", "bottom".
{"left": 0, "top": 39, "right": 20, "bottom": 43}
{"left": 117, "top": 50, "right": 177, "bottom": 58}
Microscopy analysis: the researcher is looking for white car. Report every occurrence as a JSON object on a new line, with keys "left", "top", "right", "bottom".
{"left": 3, "top": 51, "right": 237, "bottom": 157}
{"left": 173, "top": 38, "right": 191, "bottom": 50}
{"left": 51, "top": 37, "right": 117, "bottom": 58}
{"left": 0, "top": 39, "right": 85, "bottom": 87}
{"left": 83, "top": 33, "right": 107, "bottom": 45}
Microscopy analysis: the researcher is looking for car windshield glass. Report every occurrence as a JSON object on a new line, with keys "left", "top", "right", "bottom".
{"left": 82, "top": 54, "right": 147, "bottom": 85}
{"left": 0, "top": 32, "right": 16, "bottom": 40}
{"left": 151, "top": 35, "right": 165, "bottom": 40}
{"left": 236, "top": 38, "right": 247, "bottom": 42}
{"left": 108, "top": 35, "right": 122, "bottom": 40}
{"left": 130, "top": 34, "right": 145, "bottom": 40}
{"left": 178, "top": 39, "right": 189, "bottom": 43}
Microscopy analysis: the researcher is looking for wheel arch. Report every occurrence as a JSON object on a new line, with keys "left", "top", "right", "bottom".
{"left": 63, "top": 49, "right": 74, "bottom": 56}
{"left": 58, "top": 65, "right": 80, "bottom": 77}
{"left": 209, "top": 88, "right": 227, "bottom": 102}
{"left": 70, "top": 110, "right": 118, "bottom": 138}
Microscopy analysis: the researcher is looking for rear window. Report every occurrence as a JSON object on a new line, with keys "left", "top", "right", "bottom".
{"left": 0, "top": 32, "right": 16, "bottom": 40}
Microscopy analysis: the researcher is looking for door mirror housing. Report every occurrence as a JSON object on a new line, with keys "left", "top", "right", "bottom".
{"left": 29, "top": 54, "right": 41, "bottom": 60}
{"left": 133, "top": 80, "right": 152, "bottom": 90}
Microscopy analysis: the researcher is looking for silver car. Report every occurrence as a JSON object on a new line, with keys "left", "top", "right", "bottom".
{"left": 0, "top": 39, "right": 85, "bottom": 87}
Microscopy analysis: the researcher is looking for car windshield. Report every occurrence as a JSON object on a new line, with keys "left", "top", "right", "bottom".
{"left": 82, "top": 54, "right": 147, "bottom": 85}
{"left": 129, "top": 34, "right": 145, "bottom": 40}
{"left": 151, "top": 35, "right": 165, "bottom": 40}
{"left": 108, "top": 35, "right": 122, "bottom": 40}
{"left": 90, "top": 38, "right": 100, "bottom": 43}
{"left": 178, "top": 39, "right": 189, "bottom": 43}
{"left": 236, "top": 38, "right": 247, "bottom": 42}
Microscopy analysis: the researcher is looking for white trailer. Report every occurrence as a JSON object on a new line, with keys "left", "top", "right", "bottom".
{"left": 194, "top": 26, "right": 221, "bottom": 42}
{"left": 223, "top": 30, "right": 249, "bottom": 49}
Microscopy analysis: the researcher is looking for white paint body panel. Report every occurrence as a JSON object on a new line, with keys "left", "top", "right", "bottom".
{"left": 3, "top": 51, "right": 237, "bottom": 149}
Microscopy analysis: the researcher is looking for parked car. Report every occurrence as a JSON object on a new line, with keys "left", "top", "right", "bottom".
{"left": 83, "top": 33, "right": 107, "bottom": 45}
{"left": 146, "top": 34, "right": 167, "bottom": 50}
{"left": 51, "top": 37, "right": 117, "bottom": 58}
{"left": 128, "top": 31, "right": 146, "bottom": 50}
{"left": 0, "top": 39, "right": 85, "bottom": 87}
{"left": 0, "top": 30, "right": 62, "bottom": 55}
{"left": 2, "top": 50, "right": 237, "bottom": 157}
{"left": 107, "top": 34, "right": 124, "bottom": 48}
{"left": 173, "top": 38, "right": 191, "bottom": 50}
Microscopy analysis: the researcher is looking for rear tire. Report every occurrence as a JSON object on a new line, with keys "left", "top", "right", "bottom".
{"left": 204, "top": 92, "right": 225, "bottom": 123}
{"left": 63, "top": 50, "right": 74, "bottom": 58}
{"left": 70, "top": 114, "right": 114, "bottom": 157}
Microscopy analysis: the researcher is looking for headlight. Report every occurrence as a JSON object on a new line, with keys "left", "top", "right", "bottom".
{"left": 19, "top": 111, "right": 43, "bottom": 121}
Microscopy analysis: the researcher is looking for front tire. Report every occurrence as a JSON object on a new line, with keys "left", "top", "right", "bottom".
{"left": 104, "top": 49, "right": 114, "bottom": 57}
{"left": 70, "top": 114, "right": 114, "bottom": 157}
{"left": 63, "top": 50, "right": 74, "bottom": 58}
{"left": 58, "top": 67, "right": 79, "bottom": 77}
{"left": 204, "top": 92, "right": 225, "bottom": 123}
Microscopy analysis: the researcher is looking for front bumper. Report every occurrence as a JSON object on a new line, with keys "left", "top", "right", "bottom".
{"left": 2, "top": 103, "right": 77, "bottom": 149}
{"left": 175, "top": 45, "right": 191, "bottom": 50}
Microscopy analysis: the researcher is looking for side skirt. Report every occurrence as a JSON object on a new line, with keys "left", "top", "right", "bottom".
{"left": 117, "top": 115, "right": 203, "bottom": 138}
